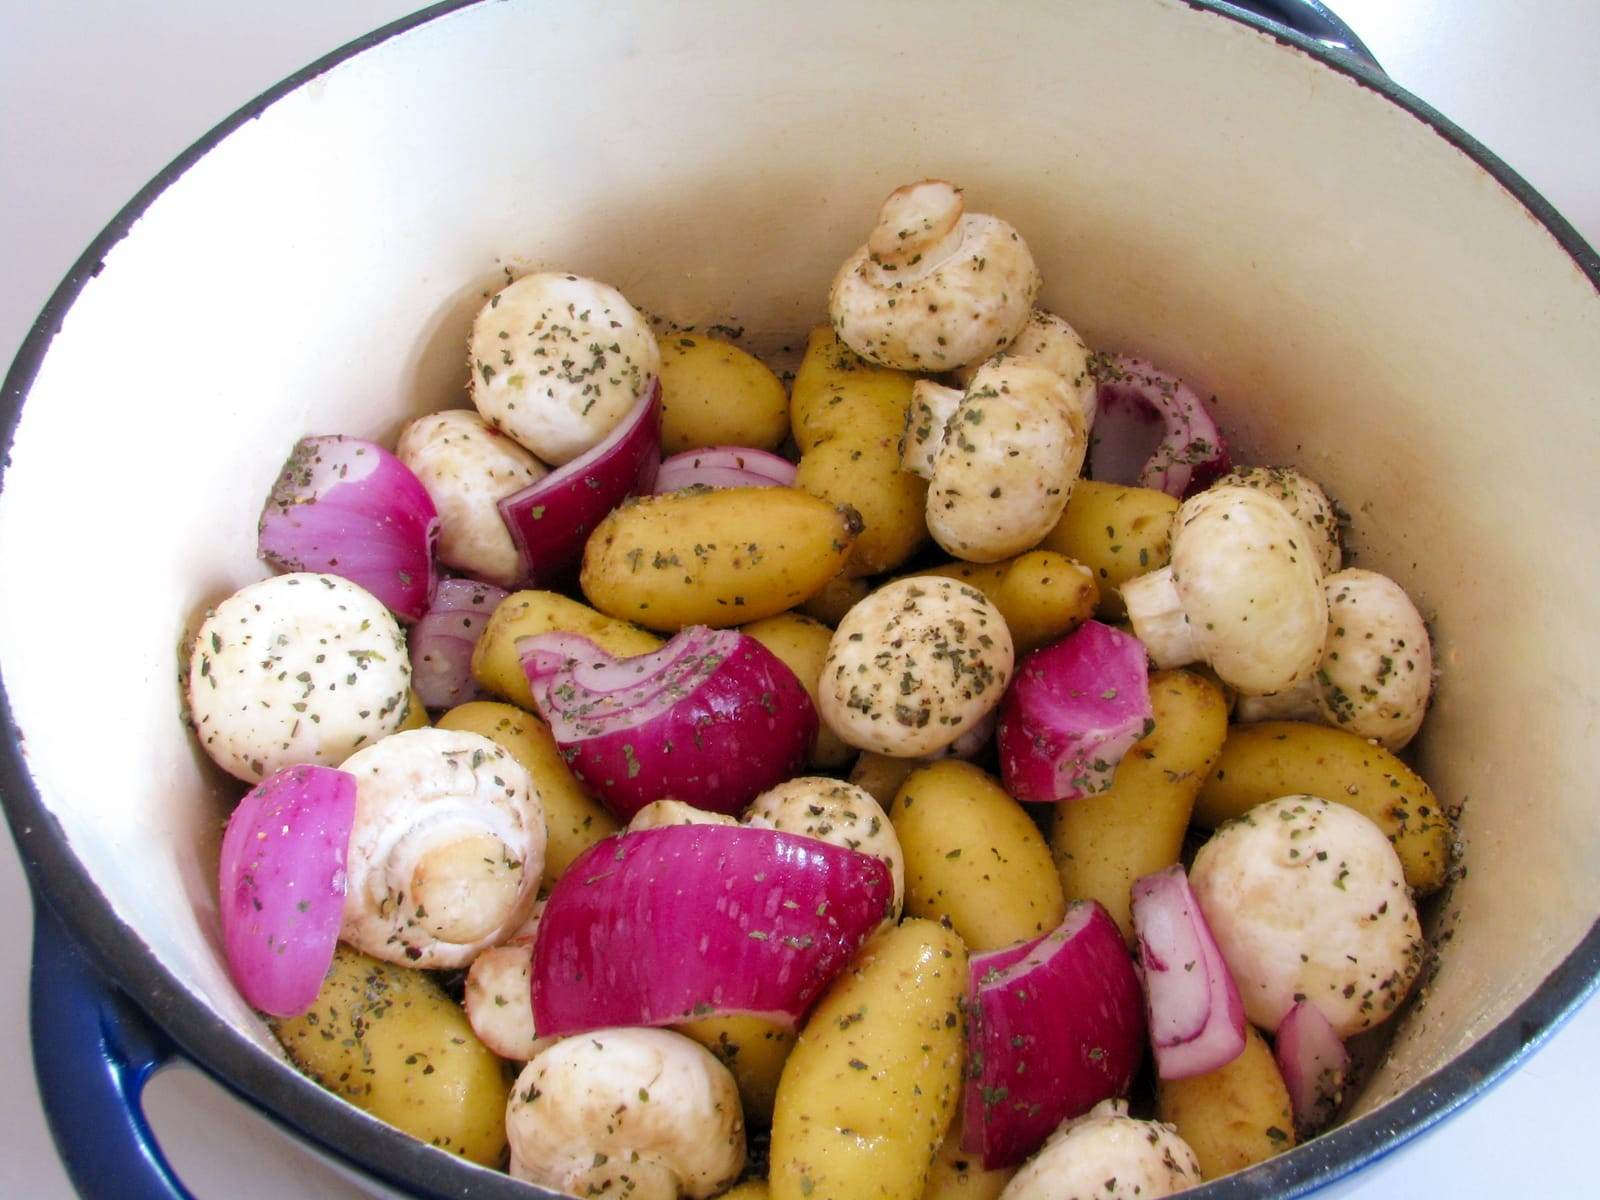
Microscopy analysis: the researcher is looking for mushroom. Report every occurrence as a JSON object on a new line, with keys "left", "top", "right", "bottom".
{"left": 999, "top": 1100, "right": 1202, "bottom": 1200}
{"left": 339, "top": 727, "right": 545, "bottom": 969}
{"left": 901, "top": 379, "right": 963, "bottom": 480}
{"left": 1189, "top": 795, "right": 1424, "bottom": 1038}
{"left": 743, "top": 777, "right": 905, "bottom": 918}
{"left": 627, "top": 800, "right": 740, "bottom": 832}
{"left": 954, "top": 308, "right": 1098, "bottom": 432}
{"left": 828, "top": 180, "right": 1039, "bottom": 371}
{"left": 506, "top": 1027, "right": 745, "bottom": 1200}
{"left": 1121, "top": 484, "right": 1327, "bottom": 695}
{"left": 1215, "top": 466, "right": 1342, "bottom": 574}
{"left": 469, "top": 271, "right": 660, "bottom": 466}
{"left": 1234, "top": 568, "right": 1434, "bottom": 749}
{"left": 925, "top": 359, "right": 1088, "bottom": 562}
{"left": 186, "top": 572, "right": 411, "bottom": 783}
{"left": 396, "top": 409, "right": 547, "bottom": 589}
{"left": 463, "top": 899, "right": 556, "bottom": 1062}
{"left": 819, "top": 576, "right": 1014, "bottom": 757}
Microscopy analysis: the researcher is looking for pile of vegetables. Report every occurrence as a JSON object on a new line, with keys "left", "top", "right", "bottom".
{"left": 187, "top": 182, "right": 1450, "bottom": 1199}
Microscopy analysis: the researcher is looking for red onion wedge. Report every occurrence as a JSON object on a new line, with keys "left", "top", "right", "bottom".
{"left": 518, "top": 625, "right": 816, "bottom": 820}
{"left": 1130, "top": 865, "right": 1247, "bottom": 1081}
{"left": 409, "top": 578, "right": 509, "bottom": 710}
{"left": 258, "top": 435, "right": 439, "bottom": 622}
{"left": 532, "top": 824, "right": 892, "bottom": 1036}
{"left": 997, "top": 621, "right": 1153, "bottom": 803}
{"left": 497, "top": 380, "right": 661, "bottom": 586}
{"left": 1088, "top": 355, "right": 1231, "bottom": 499}
{"left": 963, "top": 902, "right": 1146, "bottom": 1170}
{"left": 218, "top": 765, "right": 356, "bottom": 1018}
{"left": 653, "top": 445, "right": 797, "bottom": 492}
{"left": 1275, "top": 1000, "right": 1350, "bottom": 1135}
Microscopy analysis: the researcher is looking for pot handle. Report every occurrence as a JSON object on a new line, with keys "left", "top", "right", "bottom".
{"left": 30, "top": 897, "right": 196, "bottom": 1200}
{"left": 1225, "top": 0, "right": 1384, "bottom": 72}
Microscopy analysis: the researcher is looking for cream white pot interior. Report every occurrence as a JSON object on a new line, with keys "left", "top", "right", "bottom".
{"left": 2, "top": 0, "right": 1598, "bottom": 1193}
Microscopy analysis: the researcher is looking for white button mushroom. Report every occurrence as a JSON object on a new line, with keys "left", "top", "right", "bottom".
{"left": 901, "top": 379, "right": 964, "bottom": 481}
{"left": 1216, "top": 466, "right": 1343, "bottom": 574}
{"left": 1121, "top": 484, "right": 1327, "bottom": 695}
{"left": 395, "top": 409, "right": 546, "bottom": 589}
{"left": 819, "top": 576, "right": 1014, "bottom": 757}
{"left": 743, "top": 778, "right": 905, "bottom": 918}
{"left": 506, "top": 1027, "right": 745, "bottom": 1200}
{"left": 470, "top": 272, "right": 661, "bottom": 466}
{"left": 339, "top": 727, "right": 545, "bottom": 969}
{"left": 999, "top": 1100, "right": 1202, "bottom": 1200}
{"left": 926, "top": 360, "right": 1088, "bottom": 563}
{"left": 186, "top": 573, "right": 411, "bottom": 783}
{"left": 1315, "top": 569, "right": 1434, "bottom": 750}
{"left": 1190, "top": 795, "right": 1424, "bottom": 1038}
{"left": 828, "top": 180, "right": 1040, "bottom": 371}
{"left": 627, "top": 800, "right": 740, "bottom": 832}
{"left": 954, "top": 308, "right": 1098, "bottom": 433}
{"left": 463, "top": 899, "right": 557, "bottom": 1062}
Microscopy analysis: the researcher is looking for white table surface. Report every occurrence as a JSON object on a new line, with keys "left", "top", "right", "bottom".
{"left": 2, "top": 1, "right": 1597, "bottom": 1196}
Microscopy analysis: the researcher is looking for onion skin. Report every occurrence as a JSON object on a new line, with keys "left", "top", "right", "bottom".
{"left": 1130, "top": 865, "right": 1247, "bottom": 1080}
{"left": 258, "top": 435, "right": 439, "bottom": 622}
{"left": 1088, "top": 356, "right": 1230, "bottom": 499}
{"left": 654, "top": 445, "right": 797, "bottom": 492}
{"left": 497, "top": 380, "right": 661, "bottom": 586}
{"left": 962, "top": 901, "right": 1146, "bottom": 1169}
{"left": 997, "top": 620, "right": 1153, "bottom": 803}
{"left": 409, "top": 579, "right": 508, "bottom": 710}
{"left": 218, "top": 765, "right": 356, "bottom": 1018}
{"left": 519, "top": 626, "right": 817, "bottom": 820}
{"left": 1275, "top": 1000, "right": 1349, "bottom": 1134}
{"left": 532, "top": 824, "right": 893, "bottom": 1036}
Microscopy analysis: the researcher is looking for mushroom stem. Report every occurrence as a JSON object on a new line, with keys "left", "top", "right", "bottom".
{"left": 902, "top": 380, "right": 964, "bottom": 479}
{"left": 409, "top": 832, "right": 522, "bottom": 944}
{"left": 1120, "top": 566, "right": 1199, "bottom": 669}
{"left": 1234, "top": 678, "right": 1318, "bottom": 724}
{"left": 868, "top": 179, "right": 965, "bottom": 272}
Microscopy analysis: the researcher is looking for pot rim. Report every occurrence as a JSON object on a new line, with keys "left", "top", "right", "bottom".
{"left": 2, "top": 2, "right": 1597, "bottom": 1196}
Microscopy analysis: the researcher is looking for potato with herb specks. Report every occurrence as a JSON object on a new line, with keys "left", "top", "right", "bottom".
{"left": 272, "top": 946, "right": 510, "bottom": 1166}
{"left": 922, "top": 1125, "right": 1015, "bottom": 1200}
{"left": 799, "top": 573, "right": 869, "bottom": 627}
{"left": 1035, "top": 480, "right": 1179, "bottom": 620}
{"left": 1156, "top": 1024, "right": 1295, "bottom": 1180}
{"left": 658, "top": 333, "right": 790, "bottom": 453}
{"left": 471, "top": 590, "right": 660, "bottom": 712}
{"left": 582, "top": 487, "right": 859, "bottom": 631}
{"left": 678, "top": 1013, "right": 798, "bottom": 1126}
{"left": 770, "top": 919, "right": 967, "bottom": 1200}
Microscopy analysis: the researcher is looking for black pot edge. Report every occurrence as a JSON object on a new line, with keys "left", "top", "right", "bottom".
{"left": 1, "top": 2, "right": 1597, "bottom": 1197}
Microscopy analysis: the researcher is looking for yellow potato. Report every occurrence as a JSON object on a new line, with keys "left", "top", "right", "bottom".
{"left": 799, "top": 573, "right": 869, "bottom": 627}
{"left": 398, "top": 689, "right": 430, "bottom": 730}
{"left": 922, "top": 1125, "right": 1015, "bottom": 1200}
{"left": 272, "top": 946, "right": 510, "bottom": 1166}
{"left": 679, "top": 1013, "right": 798, "bottom": 1126}
{"left": 581, "top": 487, "right": 859, "bottom": 631}
{"left": 1156, "top": 1025, "right": 1295, "bottom": 1180}
{"left": 658, "top": 333, "right": 790, "bottom": 454}
{"left": 795, "top": 438, "right": 929, "bottom": 578}
{"left": 909, "top": 551, "right": 1098, "bottom": 655}
{"left": 719, "top": 1183, "right": 772, "bottom": 1200}
{"left": 791, "top": 326, "right": 914, "bottom": 454}
{"left": 1195, "top": 721, "right": 1451, "bottom": 893}
{"left": 1035, "top": 480, "right": 1179, "bottom": 620}
{"left": 890, "top": 761, "right": 1065, "bottom": 952}
{"left": 849, "top": 752, "right": 920, "bottom": 809}
{"left": 471, "top": 589, "right": 661, "bottom": 712}
{"left": 741, "top": 612, "right": 854, "bottom": 768}
{"left": 1051, "top": 671, "right": 1228, "bottom": 940}
{"left": 771, "top": 920, "right": 967, "bottom": 1200}
{"left": 436, "top": 701, "right": 618, "bottom": 882}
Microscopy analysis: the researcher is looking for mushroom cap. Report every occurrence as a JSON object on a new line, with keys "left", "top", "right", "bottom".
{"left": 470, "top": 272, "right": 660, "bottom": 465}
{"left": 627, "top": 799, "right": 740, "bottom": 832}
{"left": 954, "top": 309, "right": 1098, "bottom": 432}
{"left": 819, "top": 576, "right": 1014, "bottom": 757}
{"left": 339, "top": 727, "right": 544, "bottom": 969}
{"left": 744, "top": 777, "right": 905, "bottom": 918}
{"left": 187, "top": 573, "right": 411, "bottom": 783}
{"left": 463, "top": 934, "right": 558, "bottom": 1063}
{"left": 999, "top": 1100, "right": 1202, "bottom": 1200}
{"left": 1171, "top": 485, "right": 1327, "bottom": 695}
{"left": 828, "top": 181, "right": 1039, "bottom": 371}
{"left": 927, "top": 360, "right": 1086, "bottom": 562}
{"left": 1315, "top": 569, "right": 1433, "bottom": 750}
{"left": 396, "top": 409, "right": 546, "bottom": 588}
{"left": 1216, "top": 466, "right": 1342, "bottom": 575}
{"left": 506, "top": 1027, "right": 745, "bottom": 1200}
{"left": 1190, "top": 795, "right": 1424, "bottom": 1038}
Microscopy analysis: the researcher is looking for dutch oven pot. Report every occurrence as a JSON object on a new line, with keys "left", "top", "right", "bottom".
{"left": 2, "top": 1, "right": 1597, "bottom": 1197}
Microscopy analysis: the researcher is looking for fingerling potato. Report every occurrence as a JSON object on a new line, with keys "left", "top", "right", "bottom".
{"left": 795, "top": 438, "right": 928, "bottom": 578}
{"left": 791, "top": 325, "right": 914, "bottom": 453}
{"left": 1155, "top": 1024, "right": 1295, "bottom": 1180}
{"left": 1035, "top": 480, "right": 1178, "bottom": 620}
{"left": 679, "top": 1013, "right": 798, "bottom": 1126}
{"left": 658, "top": 333, "right": 790, "bottom": 453}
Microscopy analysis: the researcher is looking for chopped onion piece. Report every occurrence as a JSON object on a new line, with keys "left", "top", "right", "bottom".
{"left": 653, "top": 446, "right": 797, "bottom": 492}
{"left": 409, "top": 578, "right": 508, "bottom": 709}
{"left": 1276, "top": 1000, "right": 1350, "bottom": 1134}
{"left": 1088, "top": 355, "right": 1230, "bottom": 498}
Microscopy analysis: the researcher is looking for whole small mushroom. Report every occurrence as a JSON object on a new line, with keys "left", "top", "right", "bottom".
{"left": 470, "top": 271, "right": 660, "bottom": 466}
{"left": 999, "top": 1100, "right": 1202, "bottom": 1200}
{"left": 340, "top": 727, "right": 545, "bottom": 969}
{"left": 1121, "top": 485, "right": 1327, "bottom": 696}
{"left": 506, "top": 1027, "right": 745, "bottom": 1200}
{"left": 828, "top": 180, "right": 1039, "bottom": 371}
{"left": 1216, "top": 466, "right": 1342, "bottom": 574}
{"left": 463, "top": 899, "right": 555, "bottom": 1062}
